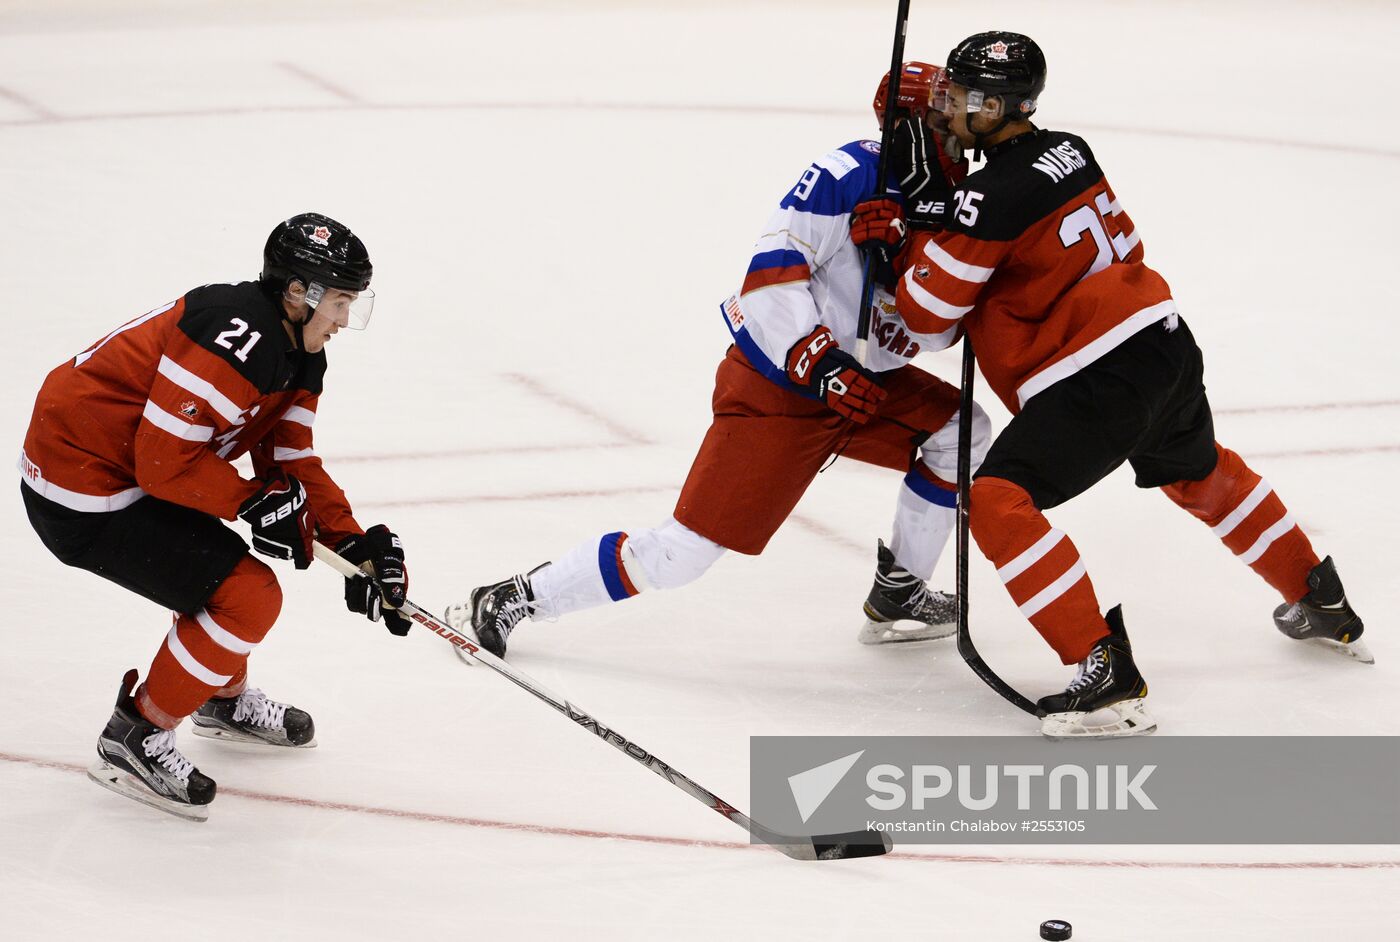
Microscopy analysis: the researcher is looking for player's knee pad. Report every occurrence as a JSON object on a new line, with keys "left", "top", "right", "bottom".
{"left": 624, "top": 518, "right": 727, "bottom": 591}
{"left": 204, "top": 555, "right": 282, "bottom": 644}
{"left": 1160, "top": 443, "right": 1256, "bottom": 525}
{"left": 917, "top": 400, "right": 992, "bottom": 481}
{"left": 968, "top": 476, "right": 1040, "bottom": 559}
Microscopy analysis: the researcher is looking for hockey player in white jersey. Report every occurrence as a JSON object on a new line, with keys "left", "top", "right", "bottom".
{"left": 448, "top": 62, "right": 990, "bottom": 656}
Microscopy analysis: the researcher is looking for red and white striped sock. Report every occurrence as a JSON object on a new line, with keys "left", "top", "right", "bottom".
{"left": 135, "top": 555, "right": 281, "bottom": 730}
{"left": 1162, "top": 444, "right": 1319, "bottom": 604}
{"left": 970, "top": 476, "right": 1109, "bottom": 664}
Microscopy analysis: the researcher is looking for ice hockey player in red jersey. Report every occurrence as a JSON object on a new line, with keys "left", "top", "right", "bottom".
{"left": 446, "top": 63, "right": 991, "bottom": 658}
{"left": 20, "top": 214, "right": 412, "bottom": 819}
{"left": 860, "top": 31, "right": 1369, "bottom": 737}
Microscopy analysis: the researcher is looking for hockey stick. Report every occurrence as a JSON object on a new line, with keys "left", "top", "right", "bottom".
{"left": 854, "top": 0, "right": 912, "bottom": 367}
{"left": 314, "top": 542, "right": 892, "bottom": 861}
{"left": 953, "top": 340, "right": 1041, "bottom": 717}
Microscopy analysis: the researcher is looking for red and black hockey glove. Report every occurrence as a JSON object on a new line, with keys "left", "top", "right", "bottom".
{"left": 850, "top": 197, "right": 908, "bottom": 289}
{"left": 889, "top": 115, "right": 968, "bottom": 230}
{"left": 335, "top": 525, "right": 411, "bottom": 636}
{"left": 237, "top": 469, "right": 316, "bottom": 570}
{"left": 786, "top": 326, "right": 886, "bottom": 424}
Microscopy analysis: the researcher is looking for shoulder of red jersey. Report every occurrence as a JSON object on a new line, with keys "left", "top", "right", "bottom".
{"left": 945, "top": 130, "right": 1105, "bottom": 242}
{"left": 177, "top": 281, "right": 301, "bottom": 395}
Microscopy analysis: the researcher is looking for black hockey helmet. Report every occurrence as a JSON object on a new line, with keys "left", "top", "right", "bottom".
{"left": 261, "top": 212, "right": 372, "bottom": 295}
{"left": 945, "top": 31, "right": 1046, "bottom": 119}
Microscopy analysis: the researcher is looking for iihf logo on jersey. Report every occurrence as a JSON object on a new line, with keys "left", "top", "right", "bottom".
{"left": 179, "top": 400, "right": 200, "bottom": 419}
{"left": 988, "top": 41, "right": 1009, "bottom": 61}
{"left": 310, "top": 226, "right": 331, "bottom": 246}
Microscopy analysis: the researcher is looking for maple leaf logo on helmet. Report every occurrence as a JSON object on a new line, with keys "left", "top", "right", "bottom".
{"left": 310, "top": 226, "right": 331, "bottom": 246}
{"left": 988, "top": 40, "right": 1010, "bottom": 60}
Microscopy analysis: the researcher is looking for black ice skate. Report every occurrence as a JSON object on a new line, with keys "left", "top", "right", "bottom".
{"left": 1273, "top": 557, "right": 1371, "bottom": 663}
{"left": 1038, "top": 606, "right": 1155, "bottom": 739}
{"left": 191, "top": 687, "right": 316, "bottom": 748}
{"left": 857, "top": 540, "right": 957, "bottom": 645}
{"left": 87, "top": 669, "right": 216, "bottom": 822}
{"left": 445, "top": 571, "right": 537, "bottom": 660}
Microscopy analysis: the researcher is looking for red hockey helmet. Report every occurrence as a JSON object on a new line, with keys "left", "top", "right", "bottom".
{"left": 873, "top": 61, "right": 947, "bottom": 129}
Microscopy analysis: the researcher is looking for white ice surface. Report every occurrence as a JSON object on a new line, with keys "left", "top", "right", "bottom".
{"left": 1, "top": 1, "right": 1398, "bottom": 938}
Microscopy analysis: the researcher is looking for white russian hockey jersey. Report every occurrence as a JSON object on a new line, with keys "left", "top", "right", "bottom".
{"left": 720, "top": 140, "right": 959, "bottom": 389}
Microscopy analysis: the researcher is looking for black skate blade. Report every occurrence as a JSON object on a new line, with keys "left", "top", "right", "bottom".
{"left": 769, "top": 828, "right": 893, "bottom": 861}
{"left": 87, "top": 760, "right": 209, "bottom": 822}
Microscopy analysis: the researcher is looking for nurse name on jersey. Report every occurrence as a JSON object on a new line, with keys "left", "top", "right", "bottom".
{"left": 1032, "top": 141, "right": 1089, "bottom": 182}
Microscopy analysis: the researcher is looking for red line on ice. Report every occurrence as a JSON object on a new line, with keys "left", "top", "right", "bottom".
{"left": 358, "top": 484, "right": 676, "bottom": 509}
{"left": 501, "top": 373, "right": 654, "bottom": 445}
{"left": 0, "top": 84, "right": 57, "bottom": 120}
{"left": 275, "top": 62, "right": 361, "bottom": 103}
{"left": 3, "top": 751, "right": 1394, "bottom": 870}
{"left": 333, "top": 440, "right": 639, "bottom": 464}
{"left": 0, "top": 98, "right": 1397, "bottom": 162}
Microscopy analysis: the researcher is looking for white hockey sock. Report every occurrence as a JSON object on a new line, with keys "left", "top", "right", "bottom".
{"left": 889, "top": 403, "right": 991, "bottom": 581}
{"left": 888, "top": 468, "right": 957, "bottom": 582}
{"left": 528, "top": 531, "right": 641, "bottom": 620}
{"left": 528, "top": 519, "right": 726, "bottom": 620}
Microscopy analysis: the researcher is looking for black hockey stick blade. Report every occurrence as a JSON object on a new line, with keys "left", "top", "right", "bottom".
{"left": 764, "top": 827, "right": 893, "bottom": 861}
{"left": 811, "top": 828, "right": 894, "bottom": 861}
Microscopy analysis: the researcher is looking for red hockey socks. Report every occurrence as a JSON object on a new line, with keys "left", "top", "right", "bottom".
{"left": 1161, "top": 443, "right": 1319, "bottom": 604}
{"left": 135, "top": 555, "right": 282, "bottom": 729}
{"left": 969, "top": 476, "right": 1109, "bottom": 664}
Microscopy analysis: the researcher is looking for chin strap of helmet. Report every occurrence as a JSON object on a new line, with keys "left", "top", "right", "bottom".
{"left": 276, "top": 279, "right": 310, "bottom": 351}
{"left": 970, "top": 97, "right": 1022, "bottom": 159}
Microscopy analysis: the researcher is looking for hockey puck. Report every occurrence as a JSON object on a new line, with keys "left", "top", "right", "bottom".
{"left": 1040, "top": 920, "right": 1072, "bottom": 940}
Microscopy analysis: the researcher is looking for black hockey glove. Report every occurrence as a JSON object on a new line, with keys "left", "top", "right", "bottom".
{"left": 238, "top": 469, "right": 316, "bottom": 570}
{"left": 889, "top": 116, "right": 960, "bottom": 230}
{"left": 335, "top": 525, "right": 411, "bottom": 636}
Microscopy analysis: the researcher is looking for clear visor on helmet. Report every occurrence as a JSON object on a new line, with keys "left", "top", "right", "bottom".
{"left": 305, "top": 281, "right": 375, "bottom": 329}
{"left": 939, "top": 82, "right": 990, "bottom": 116}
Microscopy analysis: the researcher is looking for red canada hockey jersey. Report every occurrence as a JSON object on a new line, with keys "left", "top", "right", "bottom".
{"left": 20, "top": 281, "right": 361, "bottom": 543}
{"left": 897, "top": 129, "right": 1177, "bottom": 414}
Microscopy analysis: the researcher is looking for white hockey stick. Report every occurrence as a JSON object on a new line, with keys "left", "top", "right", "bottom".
{"left": 314, "top": 542, "right": 891, "bottom": 862}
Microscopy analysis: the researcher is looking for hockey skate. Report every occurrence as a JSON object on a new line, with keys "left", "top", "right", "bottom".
{"left": 446, "top": 571, "right": 536, "bottom": 661}
{"left": 857, "top": 540, "right": 957, "bottom": 645}
{"left": 87, "top": 669, "right": 216, "bottom": 821}
{"left": 191, "top": 687, "right": 316, "bottom": 748}
{"left": 1038, "top": 606, "right": 1156, "bottom": 740}
{"left": 1273, "top": 557, "right": 1372, "bottom": 663}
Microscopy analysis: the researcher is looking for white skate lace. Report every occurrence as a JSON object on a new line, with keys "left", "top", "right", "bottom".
{"left": 495, "top": 574, "right": 534, "bottom": 637}
{"left": 909, "top": 582, "right": 956, "bottom": 620}
{"left": 877, "top": 566, "right": 952, "bottom": 621}
{"left": 1066, "top": 650, "right": 1107, "bottom": 695}
{"left": 232, "top": 688, "right": 288, "bottom": 731}
{"left": 142, "top": 729, "right": 194, "bottom": 782}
